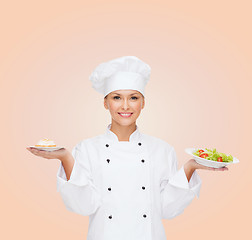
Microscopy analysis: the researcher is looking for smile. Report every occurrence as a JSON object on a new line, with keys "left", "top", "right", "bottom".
{"left": 118, "top": 113, "right": 133, "bottom": 118}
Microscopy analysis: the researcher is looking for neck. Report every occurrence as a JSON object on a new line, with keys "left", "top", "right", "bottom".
{"left": 110, "top": 122, "right": 137, "bottom": 142}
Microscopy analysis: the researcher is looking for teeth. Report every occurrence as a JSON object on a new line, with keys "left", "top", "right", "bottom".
{"left": 119, "top": 113, "right": 131, "bottom": 116}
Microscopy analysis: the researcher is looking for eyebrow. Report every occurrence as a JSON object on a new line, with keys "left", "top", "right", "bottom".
{"left": 112, "top": 93, "right": 139, "bottom": 96}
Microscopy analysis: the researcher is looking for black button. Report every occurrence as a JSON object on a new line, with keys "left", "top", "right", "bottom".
{"left": 141, "top": 159, "right": 145, "bottom": 163}
{"left": 143, "top": 214, "right": 147, "bottom": 218}
{"left": 142, "top": 186, "right": 145, "bottom": 190}
{"left": 108, "top": 187, "right": 111, "bottom": 191}
{"left": 109, "top": 215, "right": 112, "bottom": 219}
{"left": 106, "top": 144, "right": 109, "bottom": 147}
{"left": 138, "top": 142, "right": 142, "bottom": 146}
{"left": 107, "top": 159, "right": 110, "bottom": 163}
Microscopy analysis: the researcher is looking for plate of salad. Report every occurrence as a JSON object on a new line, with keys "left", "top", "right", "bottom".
{"left": 185, "top": 148, "right": 239, "bottom": 168}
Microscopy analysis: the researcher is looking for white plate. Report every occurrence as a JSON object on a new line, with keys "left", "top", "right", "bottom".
{"left": 29, "top": 146, "right": 65, "bottom": 152}
{"left": 185, "top": 148, "right": 239, "bottom": 168}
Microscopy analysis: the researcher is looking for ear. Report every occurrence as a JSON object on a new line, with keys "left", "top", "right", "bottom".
{"left": 141, "top": 97, "right": 145, "bottom": 109}
{"left": 104, "top": 98, "right": 108, "bottom": 109}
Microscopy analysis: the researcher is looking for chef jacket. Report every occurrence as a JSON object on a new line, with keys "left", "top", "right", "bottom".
{"left": 56, "top": 123, "right": 202, "bottom": 240}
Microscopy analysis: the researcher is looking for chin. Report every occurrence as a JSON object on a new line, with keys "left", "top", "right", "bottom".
{"left": 114, "top": 119, "right": 136, "bottom": 127}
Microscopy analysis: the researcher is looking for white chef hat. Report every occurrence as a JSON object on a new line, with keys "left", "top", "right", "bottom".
{"left": 89, "top": 56, "right": 151, "bottom": 97}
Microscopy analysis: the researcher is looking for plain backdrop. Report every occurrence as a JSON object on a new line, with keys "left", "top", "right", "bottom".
{"left": 1, "top": 1, "right": 251, "bottom": 239}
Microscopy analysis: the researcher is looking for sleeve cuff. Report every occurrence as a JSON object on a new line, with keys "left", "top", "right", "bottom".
{"left": 56, "top": 160, "right": 89, "bottom": 192}
{"left": 168, "top": 166, "right": 202, "bottom": 198}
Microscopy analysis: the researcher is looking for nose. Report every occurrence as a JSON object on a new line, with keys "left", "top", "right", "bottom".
{"left": 122, "top": 99, "right": 130, "bottom": 110}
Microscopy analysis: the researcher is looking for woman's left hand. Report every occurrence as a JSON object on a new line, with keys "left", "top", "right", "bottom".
{"left": 186, "top": 158, "right": 229, "bottom": 171}
{"left": 184, "top": 159, "right": 228, "bottom": 182}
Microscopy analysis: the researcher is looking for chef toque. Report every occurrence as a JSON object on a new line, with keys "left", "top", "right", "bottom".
{"left": 89, "top": 56, "right": 151, "bottom": 97}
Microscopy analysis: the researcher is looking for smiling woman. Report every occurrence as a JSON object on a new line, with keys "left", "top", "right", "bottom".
{"left": 28, "top": 56, "right": 227, "bottom": 240}
{"left": 103, "top": 89, "right": 145, "bottom": 140}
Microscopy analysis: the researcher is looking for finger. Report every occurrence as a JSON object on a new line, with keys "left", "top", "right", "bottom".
{"left": 31, "top": 149, "right": 40, "bottom": 155}
{"left": 197, "top": 164, "right": 229, "bottom": 171}
{"left": 29, "top": 148, "right": 44, "bottom": 156}
{"left": 216, "top": 167, "right": 229, "bottom": 171}
{"left": 28, "top": 148, "right": 37, "bottom": 153}
{"left": 27, "top": 147, "right": 35, "bottom": 152}
{"left": 210, "top": 167, "right": 228, "bottom": 171}
{"left": 199, "top": 166, "right": 217, "bottom": 171}
{"left": 29, "top": 148, "right": 38, "bottom": 153}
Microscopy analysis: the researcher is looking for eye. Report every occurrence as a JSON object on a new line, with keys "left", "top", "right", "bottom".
{"left": 112, "top": 96, "right": 138, "bottom": 100}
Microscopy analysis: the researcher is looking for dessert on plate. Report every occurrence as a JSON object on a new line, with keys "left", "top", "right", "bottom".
{"left": 35, "top": 138, "right": 57, "bottom": 147}
{"left": 29, "top": 138, "right": 63, "bottom": 151}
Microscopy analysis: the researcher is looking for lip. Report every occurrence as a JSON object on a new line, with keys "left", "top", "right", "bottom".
{"left": 118, "top": 112, "right": 133, "bottom": 118}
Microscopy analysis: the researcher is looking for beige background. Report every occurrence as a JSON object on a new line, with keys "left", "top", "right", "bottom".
{"left": 1, "top": 0, "right": 251, "bottom": 239}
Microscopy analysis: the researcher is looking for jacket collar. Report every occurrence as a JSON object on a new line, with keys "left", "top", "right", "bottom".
{"left": 105, "top": 123, "right": 141, "bottom": 143}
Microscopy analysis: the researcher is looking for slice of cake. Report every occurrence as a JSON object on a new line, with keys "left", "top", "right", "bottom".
{"left": 35, "top": 138, "right": 56, "bottom": 147}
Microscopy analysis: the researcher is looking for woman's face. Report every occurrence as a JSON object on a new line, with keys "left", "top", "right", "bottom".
{"left": 104, "top": 89, "right": 145, "bottom": 127}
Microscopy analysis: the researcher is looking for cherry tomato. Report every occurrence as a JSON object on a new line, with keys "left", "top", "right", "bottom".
{"left": 217, "top": 157, "right": 223, "bottom": 162}
{"left": 199, "top": 149, "right": 204, "bottom": 154}
{"left": 199, "top": 153, "right": 209, "bottom": 158}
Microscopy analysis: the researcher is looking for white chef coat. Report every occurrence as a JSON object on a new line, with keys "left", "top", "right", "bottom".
{"left": 56, "top": 123, "right": 201, "bottom": 240}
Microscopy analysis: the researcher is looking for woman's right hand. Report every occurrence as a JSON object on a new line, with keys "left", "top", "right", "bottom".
{"left": 26, "top": 147, "right": 71, "bottom": 162}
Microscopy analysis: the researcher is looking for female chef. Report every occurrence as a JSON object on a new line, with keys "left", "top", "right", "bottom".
{"left": 27, "top": 56, "right": 228, "bottom": 240}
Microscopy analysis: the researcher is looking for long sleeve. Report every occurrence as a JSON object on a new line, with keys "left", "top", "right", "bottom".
{"left": 160, "top": 146, "right": 202, "bottom": 219}
{"left": 56, "top": 142, "right": 102, "bottom": 216}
